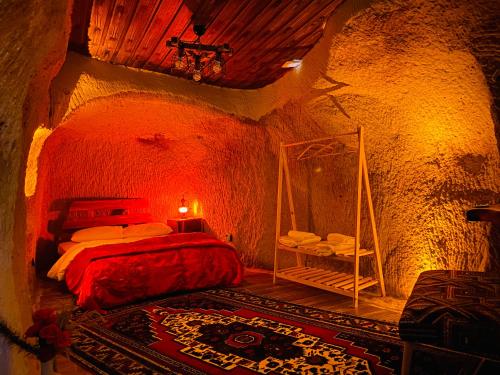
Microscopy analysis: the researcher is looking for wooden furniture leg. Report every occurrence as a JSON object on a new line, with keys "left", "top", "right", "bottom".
{"left": 401, "top": 341, "right": 414, "bottom": 375}
{"left": 361, "top": 141, "right": 386, "bottom": 297}
{"left": 354, "top": 127, "right": 363, "bottom": 308}
{"left": 281, "top": 147, "right": 303, "bottom": 267}
{"left": 273, "top": 144, "right": 285, "bottom": 284}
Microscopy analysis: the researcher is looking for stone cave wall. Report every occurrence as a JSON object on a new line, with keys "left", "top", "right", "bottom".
{"left": 261, "top": 0, "right": 500, "bottom": 296}
{"left": 0, "top": 0, "right": 71, "bottom": 373}
{"left": 28, "top": 0, "right": 500, "bottom": 304}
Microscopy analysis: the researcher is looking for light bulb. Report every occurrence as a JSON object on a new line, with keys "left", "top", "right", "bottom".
{"left": 179, "top": 197, "right": 189, "bottom": 217}
{"left": 193, "top": 70, "right": 202, "bottom": 82}
{"left": 281, "top": 59, "right": 302, "bottom": 69}
{"left": 212, "top": 60, "right": 222, "bottom": 74}
{"left": 174, "top": 58, "right": 186, "bottom": 70}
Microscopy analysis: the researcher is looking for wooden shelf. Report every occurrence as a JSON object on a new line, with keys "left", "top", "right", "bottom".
{"left": 278, "top": 244, "right": 374, "bottom": 262}
{"left": 276, "top": 266, "right": 379, "bottom": 297}
{"left": 274, "top": 127, "right": 386, "bottom": 308}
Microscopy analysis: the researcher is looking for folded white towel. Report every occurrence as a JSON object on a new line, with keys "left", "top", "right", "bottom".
{"left": 324, "top": 241, "right": 354, "bottom": 249}
{"left": 279, "top": 236, "right": 298, "bottom": 247}
{"left": 285, "top": 239, "right": 354, "bottom": 257}
{"left": 324, "top": 242, "right": 355, "bottom": 255}
{"left": 279, "top": 235, "right": 321, "bottom": 248}
{"left": 299, "top": 240, "right": 352, "bottom": 255}
{"left": 297, "top": 242, "right": 334, "bottom": 256}
{"left": 308, "top": 244, "right": 333, "bottom": 256}
{"left": 297, "top": 236, "right": 321, "bottom": 245}
{"left": 326, "top": 233, "right": 355, "bottom": 245}
{"left": 288, "top": 230, "right": 317, "bottom": 241}
{"left": 333, "top": 247, "right": 356, "bottom": 255}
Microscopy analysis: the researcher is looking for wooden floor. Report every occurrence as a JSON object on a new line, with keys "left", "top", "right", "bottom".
{"left": 36, "top": 268, "right": 405, "bottom": 374}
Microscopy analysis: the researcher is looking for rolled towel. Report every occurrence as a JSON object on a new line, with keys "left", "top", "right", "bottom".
{"left": 288, "top": 230, "right": 317, "bottom": 241}
{"left": 324, "top": 242, "right": 354, "bottom": 249}
{"left": 280, "top": 235, "right": 322, "bottom": 248}
{"left": 326, "top": 233, "right": 355, "bottom": 244}
{"left": 298, "top": 236, "right": 321, "bottom": 245}
{"left": 334, "top": 247, "right": 356, "bottom": 255}
{"left": 279, "top": 236, "right": 299, "bottom": 248}
{"left": 310, "top": 244, "right": 333, "bottom": 256}
{"left": 297, "top": 242, "right": 332, "bottom": 256}
{"left": 322, "top": 242, "right": 354, "bottom": 255}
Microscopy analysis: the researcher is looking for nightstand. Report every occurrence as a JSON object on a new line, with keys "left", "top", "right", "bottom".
{"left": 167, "top": 217, "right": 204, "bottom": 233}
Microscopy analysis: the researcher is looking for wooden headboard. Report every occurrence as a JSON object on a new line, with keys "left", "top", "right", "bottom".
{"left": 62, "top": 198, "right": 153, "bottom": 230}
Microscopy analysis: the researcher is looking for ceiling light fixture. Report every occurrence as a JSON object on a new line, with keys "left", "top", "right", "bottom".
{"left": 166, "top": 24, "right": 232, "bottom": 82}
{"left": 282, "top": 59, "right": 302, "bottom": 69}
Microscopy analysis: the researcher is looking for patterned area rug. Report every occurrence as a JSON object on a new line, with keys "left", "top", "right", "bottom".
{"left": 68, "top": 289, "right": 491, "bottom": 374}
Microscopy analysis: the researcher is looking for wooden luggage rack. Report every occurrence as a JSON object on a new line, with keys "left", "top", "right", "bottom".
{"left": 273, "top": 126, "right": 386, "bottom": 308}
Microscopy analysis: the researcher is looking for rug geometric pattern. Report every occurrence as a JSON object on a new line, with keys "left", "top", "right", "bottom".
{"left": 68, "top": 289, "right": 499, "bottom": 374}
{"left": 158, "top": 310, "right": 371, "bottom": 373}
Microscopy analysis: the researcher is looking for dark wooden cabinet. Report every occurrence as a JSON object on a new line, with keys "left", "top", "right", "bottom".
{"left": 167, "top": 217, "right": 204, "bottom": 233}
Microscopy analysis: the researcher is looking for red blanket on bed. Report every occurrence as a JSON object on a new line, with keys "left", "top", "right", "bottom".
{"left": 65, "top": 233, "right": 244, "bottom": 310}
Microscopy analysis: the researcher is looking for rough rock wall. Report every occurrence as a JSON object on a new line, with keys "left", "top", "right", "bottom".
{"left": 263, "top": 0, "right": 500, "bottom": 295}
{"left": 0, "top": 0, "right": 71, "bottom": 373}
{"left": 30, "top": 0, "right": 499, "bottom": 299}
{"left": 467, "top": 0, "right": 500, "bottom": 141}
{"left": 36, "top": 95, "right": 272, "bottom": 267}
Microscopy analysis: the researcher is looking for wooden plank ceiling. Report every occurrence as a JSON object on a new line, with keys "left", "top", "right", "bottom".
{"left": 70, "top": 0, "right": 344, "bottom": 89}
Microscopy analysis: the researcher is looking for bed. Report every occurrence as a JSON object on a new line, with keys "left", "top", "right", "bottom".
{"left": 47, "top": 199, "right": 244, "bottom": 310}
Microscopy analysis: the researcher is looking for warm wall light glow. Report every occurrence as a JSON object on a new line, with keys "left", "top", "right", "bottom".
{"left": 412, "top": 115, "right": 454, "bottom": 153}
{"left": 25, "top": 126, "right": 52, "bottom": 197}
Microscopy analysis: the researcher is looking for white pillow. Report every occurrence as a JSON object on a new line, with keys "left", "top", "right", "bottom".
{"left": 123, "top": 222, "right": 173, "bottom": 238}
{"left": 71, "top": 226, "right": 123, "bottom": 242}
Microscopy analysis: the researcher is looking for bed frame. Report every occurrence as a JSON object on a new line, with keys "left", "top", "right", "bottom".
{"left": 62, "top": 198, "right": 152, "bottom": 230}
{"left": 38, "top": 198, "right": 152, "bottom": 272}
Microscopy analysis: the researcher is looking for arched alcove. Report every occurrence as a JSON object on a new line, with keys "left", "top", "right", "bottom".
{"left": 28, "top": 93, "right": 276, "bottom": 271}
